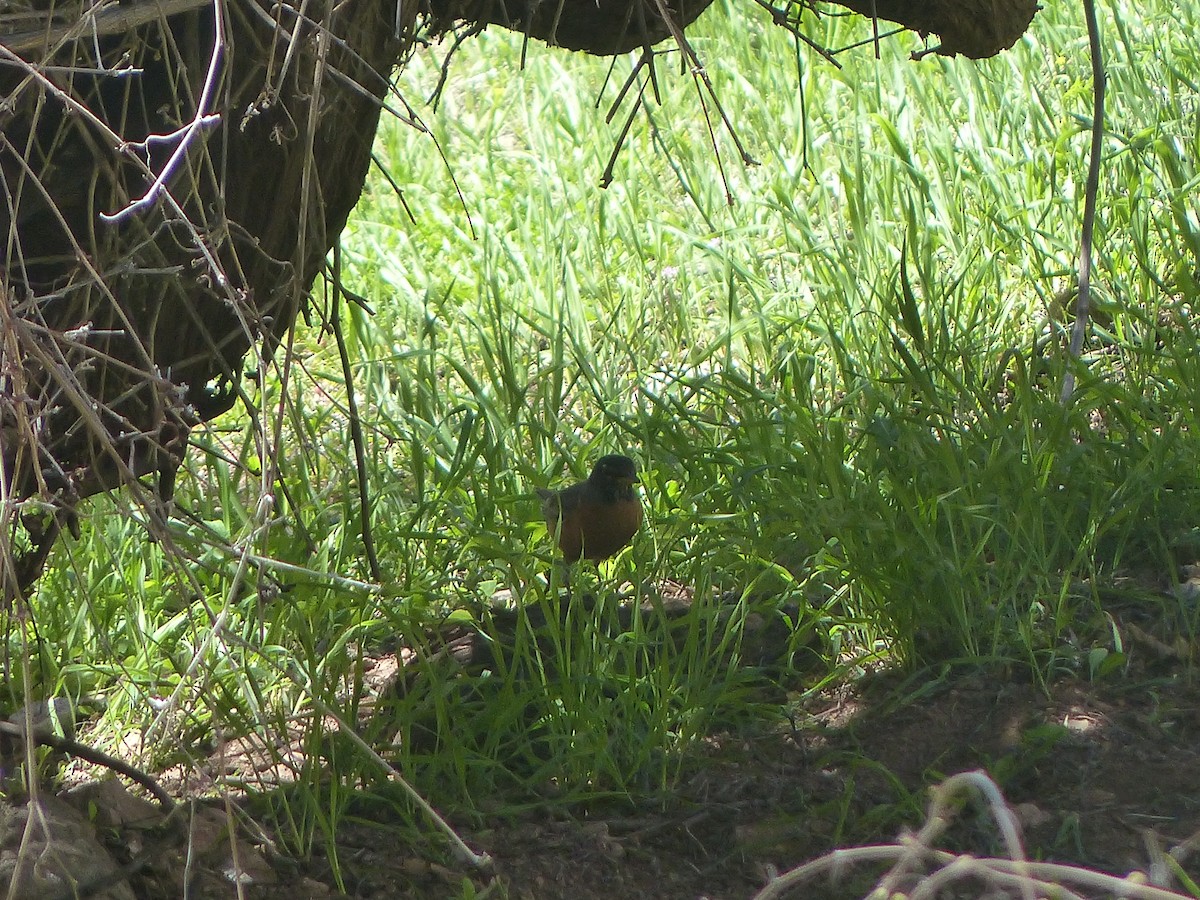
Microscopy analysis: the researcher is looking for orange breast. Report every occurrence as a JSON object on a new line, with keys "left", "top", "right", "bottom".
{"left": 570, "top": 497, "right": 642, "bottom": 562}
{"left": 542, "top": 482, "right": 642, "bottom": 563}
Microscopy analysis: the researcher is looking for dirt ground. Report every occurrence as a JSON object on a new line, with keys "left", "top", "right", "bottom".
{"left": 14, "top": 643, "right": 1200, "bottom": 900}
{"left": 428, "top": 669, "right": 1200, "bottom": 900}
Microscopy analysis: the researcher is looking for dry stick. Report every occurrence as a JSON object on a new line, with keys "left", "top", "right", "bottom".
{"left": 0, "top": 721, "right": 175, "bottom": 811}
{"left": 261, "top": 3, "right": 481, "bottom": 240}
{"left": 216, "top": 0, "right": 434, "bottom": 400}
{"left": 605, "top": 49, "right": 651, "bottom": 123}
{"left": 5, "top": 315, "right": 238, "bottom": 676}
{"left": 248, "top": 13, "right": 331, "bottom": 633}
{"left": 10, "top": 643, "right": 45, "bottom": 900}
{"left": 257, "top": 0, "right": 425, "bottom": 129}
{"left": 601, "top": 68, "right": 650, "bottom": 187}
{"left": 691, "top": 66, "right": 734, "bottom": 206}
{"left": 305, "top": 691, "right": 493, "bottom": 871}
{"left": 427, "top": 21, "right": 486, "bottom": 109}
{"left": 877, "top": 771, "right": 1036, "bottom": 900}
{"left": 868, "top": 0, "right": 880, "bottom": 58}
{"left": 128, "top": 497, "right": 480, "bottom": 867}
{"left": 0, "top": 35, "right": 242, "bottom": 304}
{"left": 0, "top": 0, "right": 214, "bottom": 54}
{"left": 598, "top": 0, "right": 757, "bottom": 191}
{"left": 100, "top": 0, "right": 225, "bottom": 224}
{"left": 751, "top": 845, "right": 903, "bottom": 900}
{"left": 0, "top": 130, "right": 159, "bottom": 372}
{"left": 2, "top": 313, "right": 202, "bottom": 571}
{"left": 1, "top": 312, "right": 160, "bottom": 508}
{"left": 216, "top": 629, "right": 493, "bottom": 871}
{"left": 593, "top": 1, "right": 640, "bottom": 101}
{"left": 5, "top": 0, "right": 226, "bottom": 232}
{"left": 370, "top": 152, "right": 418, "bottom": 224}
{"left": 142, "top": 443, "right": 304, "bottom": 745}
{"left": 266, "top": 0, "right": 314, "bottom": 101}
{"left": 917, "top": 854, "right": 1179, "bottom": 900}
{"left": 644, "top": 0, "right": 757, "bottom": 167}
{"left": 748, "top": 0, "right": 843, "bottom": 68}
{"left": 329, "top": 245, "right": 383, "bottom": 583}
{"left": 127, "top": 507, "right": 382, "bottom": 593}
{"left": 1059, "top": 0, "right": 1105, "bottom": 405}
{"left": 906, "top": 855, "right": 1084, "bottom": 900}
{"left": 0, "top": 286, "right": 59, "bottom": 598}
{"left": 753, "top": 769, "right": 1191, "bottom": 900}
{"left": 837, "top": 26, "right": 904, "bottom": 56}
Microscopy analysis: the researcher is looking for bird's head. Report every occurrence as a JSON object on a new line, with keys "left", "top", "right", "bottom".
{"left": 589, "top": 454, "right": 640, "bottom": 489}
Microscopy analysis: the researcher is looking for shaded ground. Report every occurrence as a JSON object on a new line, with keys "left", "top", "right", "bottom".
{"left": 19, "top": 652, "right": 1200, "bottom": 899}
{"left": 433, "top": 670, "right": 1200, "bottom": 899}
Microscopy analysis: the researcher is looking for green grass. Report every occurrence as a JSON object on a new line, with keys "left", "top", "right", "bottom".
{"left": 17, "top": 0, "right": 1200, "bottom": 864}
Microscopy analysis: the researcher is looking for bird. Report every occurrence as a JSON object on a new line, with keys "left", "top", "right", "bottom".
{"left": 536, "top": 454, "right": 643, "bottom": 563}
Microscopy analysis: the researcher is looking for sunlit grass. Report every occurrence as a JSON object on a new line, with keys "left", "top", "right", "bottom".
{"left": 20, "top": 0, "right": 1200, "bottom": 859}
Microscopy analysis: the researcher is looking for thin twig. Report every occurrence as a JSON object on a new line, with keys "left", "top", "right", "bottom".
{"left": 0, "top": 721, "right": 174, "bottom": 811}
{"left": 753, "top": 770, "right": 1190, "bottom": 900}
{"left": 370, "top": 152, "right": 417, "bottom": 225}
{"left": 427, "top": 21, "right": 485, "bottom": 109}
{"left": 599, "top": 0, "right": 757, "bottom": 192}
{"left": 0, "top": 43, "right": 237, "bottom": 297}
{"left": 130, "top": 508, "right": 382, "bottom": 593}
{"left": 601, "top": 77, "right": 648, "bottom": 188}
{"left": 329, "top": 245, "right": 383, "bottom": 583}
{"left": 215, "top": 630, "right": 494, "bottom": 872}
{"left": 307, "top": 691, "right": 493, "bottom": 870}
{"left": 750, "top": 0, "right": 842, "bottom": 67}
{"left": 1059, "top": 0, "right": 1105, "bottom": 404}
{"left": 644, "top": 0, "right": 757, "bottom": 167}
{"left": 1, "top": 0, "right": 212, "bottom": 55}
{"left": 101, "top": 0, "right": 225, "bottom": 223}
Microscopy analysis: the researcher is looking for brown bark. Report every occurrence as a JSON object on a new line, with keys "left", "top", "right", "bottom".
{"left": 425, "top": 0, "right": 716, "bottom": 55}
{"left": 1, "top": 0, "right": 410, "bottom": 597}
{"left": 436, "top": 0, "right": 1039, "bottom": 59}
{"left": 837, "top": 0, "right": 1039, "bottom": 59}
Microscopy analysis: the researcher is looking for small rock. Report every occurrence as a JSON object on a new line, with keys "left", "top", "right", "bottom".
{"left": 0, "top": 795, "right": 134, "bottom": 900}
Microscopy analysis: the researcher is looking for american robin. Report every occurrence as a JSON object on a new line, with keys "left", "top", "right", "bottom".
{"left": 536, "top": 454, "right": 643, "bottom": 563}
